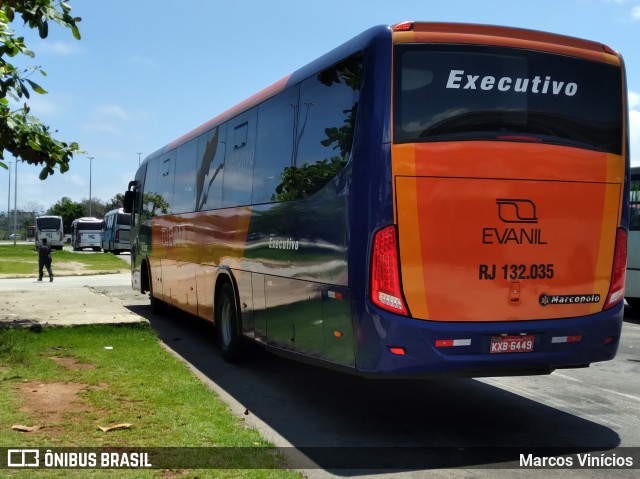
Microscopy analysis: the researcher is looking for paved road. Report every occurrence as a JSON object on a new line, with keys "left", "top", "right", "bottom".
{"left": 145, "top": 304, "right": 640, "bottom": 479}
{"left": 1, "top": 272, "right": 639, "bottom": 478}
{"left": 0, "top": 273, "right": 146, "bottom": 326}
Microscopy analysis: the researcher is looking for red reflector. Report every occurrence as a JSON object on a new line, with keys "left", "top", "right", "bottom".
{"left": 371, "top": 225, "right": 409, "bottom": 315}
{"left": 604, "top": 336, "right": 615, "bottom": 345}
{"left": 393, "top": 21, "right": 414, "bottom": 32}
{"left": 567, "top": 335, "right": 582, "bottom": 343}
{"left": 389, "top": 347, "right": 406, "bottom": 356}
{"left": 497, "top": 135, "right": 543, "bottom": 143}
{"left": 605, "top": 228, "right": 627, "bottom": 309}
{"left": 435, "top": 340, "right": 454, "bottom": 348}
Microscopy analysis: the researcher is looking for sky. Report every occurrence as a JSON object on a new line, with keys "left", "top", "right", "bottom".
{"left": 1, "top": 0, "right": 639, "bottom": 214}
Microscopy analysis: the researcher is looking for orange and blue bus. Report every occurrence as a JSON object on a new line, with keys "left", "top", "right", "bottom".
{"left": 124, "top": 22, "right": 630, "bottom": 378}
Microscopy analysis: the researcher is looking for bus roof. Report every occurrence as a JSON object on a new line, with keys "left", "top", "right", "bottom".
{"left": 397, "top": 22, "right": 620, "bottom": 61}
{"left": 72, "top": 217, "right": 102, "bottom": 223}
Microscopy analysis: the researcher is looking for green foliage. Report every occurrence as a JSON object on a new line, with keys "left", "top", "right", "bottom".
{"left": 0, "top": 325, "right": 299, "bottom": 477}
{"left": 0, "top": 1, "right": 82, "bottom": 178}
{"left": 0, "top": 244, "right": 127, "bottom": 276}
{"left": 48, "top": 196, "right": 84, "bottom": 230}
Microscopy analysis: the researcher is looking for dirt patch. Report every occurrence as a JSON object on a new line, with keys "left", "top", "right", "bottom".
{"left": 54, "top": 261, "right": 89, "bottom": 274}
{"left": 49, "top": 356, "right": 96, "bottom": 370}
{"left": 17, "top": 381, "right": 98, "bottom": 426}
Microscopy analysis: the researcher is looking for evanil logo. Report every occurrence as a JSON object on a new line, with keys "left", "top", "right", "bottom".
{"left": 446, "top": 70, "right": 578, "bottom": 96}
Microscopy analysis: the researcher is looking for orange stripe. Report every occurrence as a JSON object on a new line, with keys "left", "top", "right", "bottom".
{"left": 394, "top": 145, "right": 430, "bottom": 319}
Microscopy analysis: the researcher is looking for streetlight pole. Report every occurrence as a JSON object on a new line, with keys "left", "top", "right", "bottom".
{"left": 6, "top": 161, "right": 11, "bottom": 237}
{"left": 88, "top": 156, "right": 94, "bottom": 216}
{"left": 13, "top": 159, "right": 17, "bottom": 245}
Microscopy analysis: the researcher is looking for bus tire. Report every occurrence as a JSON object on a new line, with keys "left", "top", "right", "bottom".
{"left": 216, "top": 282, "right": 243, "bottom": 362}
{"left": 627, "top": 298, "right": 640, "bottom": 311}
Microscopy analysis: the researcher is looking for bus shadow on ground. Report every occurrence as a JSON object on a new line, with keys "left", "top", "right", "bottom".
{"left": 126, "top": 303, "right": 621, "bottom": 472}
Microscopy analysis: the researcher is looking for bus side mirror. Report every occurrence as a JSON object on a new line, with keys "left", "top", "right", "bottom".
{"left": 123, "top": 190, "right": 134, "bottom": 213}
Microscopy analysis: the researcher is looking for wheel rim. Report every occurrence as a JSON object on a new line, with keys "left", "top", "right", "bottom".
{"left": 220, "top": 298, "right": 232, "bottom": 346}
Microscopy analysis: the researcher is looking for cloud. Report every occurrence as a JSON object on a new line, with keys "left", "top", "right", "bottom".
{"left": 84, "top": 104, "right": 135, "bottom": 135}
{"left": 35, "top": 40, "right": 83, "bottom": 55}
{"left": 95, "top": 105, "right": 132, "bottom": 122}
{"left": 633, "top": 5, "right": 640, "bottom": 20}
{"left": 24, "top": 95, "right": 65, "bottom": 117}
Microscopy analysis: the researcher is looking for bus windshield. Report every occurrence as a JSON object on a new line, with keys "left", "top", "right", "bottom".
{"left": 393, "top": 44, "right": 623, "bottom": 153}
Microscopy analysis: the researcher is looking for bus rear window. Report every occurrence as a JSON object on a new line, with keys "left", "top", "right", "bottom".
{"left": 116, "top": 213, "right": 131, "bottom": 225}
{"left": 393, "top": 44, "right": 623, "bottom": 154}
{"left": 36, "top": 218, "right": 61, "bottom": 230}
{"left": 78, "top": 222, "right": 103, "bottom": 231}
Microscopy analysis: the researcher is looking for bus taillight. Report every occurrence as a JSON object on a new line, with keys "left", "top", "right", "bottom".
{"left": 605, "top": 228, "right": 627, "bottom": 309}
{"left": 371, "top": 225, "right": 409, "bottom": 315}
{"left": 393, "top": 21, "right": 414, "bottom": 32}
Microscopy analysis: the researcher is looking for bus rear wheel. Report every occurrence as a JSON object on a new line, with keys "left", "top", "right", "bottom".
{"left": 216, "top": 282, "right": 243, "bottom": 362}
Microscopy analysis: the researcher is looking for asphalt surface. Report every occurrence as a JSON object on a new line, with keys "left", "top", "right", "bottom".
{"left": 0, "top": 273, "right": 148, "bottom": 327}
{"left": 1, "top": 270, "right": 639, "bottom": 478}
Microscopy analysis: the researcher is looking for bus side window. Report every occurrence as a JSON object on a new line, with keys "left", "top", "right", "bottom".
{"left": 158, "top": 152, "right": 176, "bottom": 214}
{"left": 279, "top": 53, "right": 362, "bottom": 201}
{"left": 195, "top": 124, "right": 226, "bottom": 211}
{"left": 253, "top": 86, "right": 299, "bottom": 204}
{"left": 222, "top": 108, "right": 257, "bottom": 208}
{"left": 173, "top": 139, "right": 198, "bottom": 214}
{"left": 143, "top": 158, "right": 166, "bottom": 218}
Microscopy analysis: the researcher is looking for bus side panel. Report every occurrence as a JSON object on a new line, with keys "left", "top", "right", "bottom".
{"left": 235, "top": 269, "right": 254, "bottom": 338}
{"left": 265, "top": 275, "right": 324, "bottom": 356}
{"left": 149, "top": 254, "right": 163, "bottom": 301}
{"left": 195, "top": 263, "right": 216, "bottom": 322}
{"left": 164, "top": 259, "right": 198, "bottom": 316}
{"left": 244, "top": 193, "right": 352, "bottom": 364}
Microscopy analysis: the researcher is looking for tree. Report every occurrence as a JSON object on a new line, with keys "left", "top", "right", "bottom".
{"left": 0, "top": 1, "right": 82, "bottom": 179}
{"left": 104, "top": 193, "right": 124, "bottom": 212}
{"left": 24, "top": 200, "right": 44, "bottom": 216}
{"left": 48, "top": 196, "right": 83, "bottom": 232}
{"left": 81, "top": 197, "right": 105, "bottom": 218}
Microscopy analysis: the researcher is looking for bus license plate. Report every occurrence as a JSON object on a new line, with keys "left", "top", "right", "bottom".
{"left": 490, "top": 335, "right": 534, "bottom": 354}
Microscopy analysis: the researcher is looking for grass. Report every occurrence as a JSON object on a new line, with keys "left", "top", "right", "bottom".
{"left": 0, "top": 324, "right": 301, "bottom": 478}
{"left": 0, "top": 244, "right": 127, "bottom": 276}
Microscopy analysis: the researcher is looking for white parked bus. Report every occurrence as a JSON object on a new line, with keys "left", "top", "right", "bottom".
{"left": 101, "top": 208, "right": 131, "bottom": 254}
{"left": 626, "top": 166, "right": 640, "bottom": 310}
{"left": 35, "top": 215, "right": 64, "bottom": 250}
{"left": 71, "top": 217, "right": 103, "bottom": 251}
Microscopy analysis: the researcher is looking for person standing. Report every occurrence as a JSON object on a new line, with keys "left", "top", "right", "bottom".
{"left": 38, "top": 237, "right": 53, "bottom": 282}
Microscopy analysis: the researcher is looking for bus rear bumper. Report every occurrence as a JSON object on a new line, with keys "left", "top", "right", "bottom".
{"left": 354, "top": 303, "right": 624, "bottom": 378}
